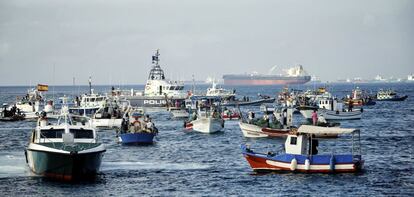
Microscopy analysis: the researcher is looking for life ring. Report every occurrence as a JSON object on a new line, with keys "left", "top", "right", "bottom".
{"left": 132, "top": 120, "right": 141, "bottom": 126}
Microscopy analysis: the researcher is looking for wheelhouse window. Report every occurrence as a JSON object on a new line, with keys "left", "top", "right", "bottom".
{"left": 290, "top": 136, "right": 297, "bottom": 145}
{"left": 69, "top": 129, "right": 94, "bottom": 139}
{"left": 40, "top": 129, "right": 64, "bottom": 138}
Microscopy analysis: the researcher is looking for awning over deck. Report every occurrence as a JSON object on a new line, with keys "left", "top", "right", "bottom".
{"left": 297, "top": 125, "right": 359, "bottom": 135}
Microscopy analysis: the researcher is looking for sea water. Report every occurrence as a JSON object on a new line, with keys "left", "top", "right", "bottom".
{"left": 0, "top": 83, "right": 413, "bottom": 196}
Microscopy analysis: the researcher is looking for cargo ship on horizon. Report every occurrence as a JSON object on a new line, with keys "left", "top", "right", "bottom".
{"left": 223, "top": 65, "right": 311, "bottom": 85}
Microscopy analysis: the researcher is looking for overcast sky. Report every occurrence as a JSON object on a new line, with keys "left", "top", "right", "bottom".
{"left": 0, "top": 0, "right": 413, "bottom": 85}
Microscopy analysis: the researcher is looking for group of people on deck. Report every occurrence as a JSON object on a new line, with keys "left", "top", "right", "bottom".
{"left": 247, "top": 108, "right": 289, "bottom": 129}
{"left": 1, "top": 104, "right": 24, "bottom": 119}
{"left": 121, "top": 113, "right": 156, "bottom": 134}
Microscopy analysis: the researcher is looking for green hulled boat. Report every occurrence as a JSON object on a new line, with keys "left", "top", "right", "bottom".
{"left": 25, "top": 107, "right": 106, "bottom": 181}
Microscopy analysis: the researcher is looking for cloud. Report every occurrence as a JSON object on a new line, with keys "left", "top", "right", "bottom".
{"left": 363, "top": 14, "right": 377, "bottom": 27}
{"left": 0, "top": 43, "right": 9, "bottom": 57}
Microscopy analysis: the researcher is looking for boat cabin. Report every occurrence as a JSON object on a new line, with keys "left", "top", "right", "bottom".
{"left": 32, "top": 107, "right": 97, "bottom": 144}
{"left": 32, "top": 125, "right": 96, "bottom": 144}
{"left": 377, "top": 89, "right": 396, "bottom": 99}
{"left": 273, "top": 107, "right": 294, "bottom": 128}
{"left": 318, "top": 98, "right": 344, "bottom": 111}
{"left": 188, "top": 96, "right": 221, "bottom": 118}
{"left": 143, "top": 50, "right": 186, "bottom": 97}
{"left": 206, "top": 82, "right": 235, "bottom": 99}
{"left": 79, "top": 93, "right": 107, "bottom": 108}
{"left": 284, "top": 125, "right": 361, "bottom": 156}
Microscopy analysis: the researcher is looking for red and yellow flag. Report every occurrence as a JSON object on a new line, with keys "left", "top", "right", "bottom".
{"left": 37, "top": 84, "right": 49, "bottom": 91}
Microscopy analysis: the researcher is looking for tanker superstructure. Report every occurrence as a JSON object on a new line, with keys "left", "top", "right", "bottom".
{"left": 223, "top": 65, "right": 311, "bottom": 85}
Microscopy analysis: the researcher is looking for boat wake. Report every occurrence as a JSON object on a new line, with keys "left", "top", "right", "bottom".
{"left": 0, "top": 153, "right": 30, "bottom": 178}
{"left": 101, "top": 161, "right": 210, "bottom": 171}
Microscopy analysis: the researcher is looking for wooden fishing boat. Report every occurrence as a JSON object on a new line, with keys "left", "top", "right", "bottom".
{"left": 241, "top": 125, "right": 364, "bottom": 173}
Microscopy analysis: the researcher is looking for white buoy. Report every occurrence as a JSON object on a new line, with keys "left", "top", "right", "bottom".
{"left": 305, "top": 159, "right": 310, "bottom": 171}
{"left": 290, "top": 158, "right": 297, "bottom": 171}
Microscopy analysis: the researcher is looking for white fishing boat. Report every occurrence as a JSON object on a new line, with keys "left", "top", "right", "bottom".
{"left": 239, "top": 121, "right": 290, "bottom": 138}
{"left": 90, "top": 101, "right": 128, "bottom": 129}
{"left": 239, "top": 108, "right": 293, "bottom": 138}
{"left": 302, "top": 87, "right": 333, "bottom": 104}
{"left": 25, "top": 106, "right": 106, "bottom": 181}
{"left": 206, "top": 81, "right": 236, "bottom": 100}
{"left": 168, "top": 107, "right": 190, "bottom": 118}
{"left": 376, "top": 89, "right": 408, "bottom": 101}
{"left": 69, "top": 91, "right": 107, "bottom": 116}
{"left": 8, "top": 87, "right": 56, "bottom": 119}
{"left": 12, "top": 88, "right": 43, "bottom": 113}
{"left": 184, "top": 96, "right": 224, "bottom": 133}
{"left": 299, "top": 98, "right": 362, "bottom": 120}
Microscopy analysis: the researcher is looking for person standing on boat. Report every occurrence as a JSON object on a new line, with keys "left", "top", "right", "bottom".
{"left": 279, "top": 110, "right": 284, "bottom": 126}
{"left": 146, "top": 119, "right": 154, "bottom": 132}
{"left": 144, "top": 114, "right": 150, "bottom": 123}
{"left": 311, "top": 110, "right": 318, "bottom": 126}
{"left": 75, "top": 96, "right": 80, "bottom": 107}
{"left": 39, "top": 111, "right": 48, "bottom": 127}
{"left": 348, "top": 101, "right": 353, "bottom": 112}
{"left": 263, "top": 113, "right": 270, "bottom": 127}
{"left": 248, "top": 111, "right": 255, "bottom": 124}
{"left": 121, "top": 118, "right": 128, "bottom": 134}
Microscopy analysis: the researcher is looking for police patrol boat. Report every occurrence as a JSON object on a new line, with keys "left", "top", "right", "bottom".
{"left": 111, "top": 50, "right": 188, "bottom": 109}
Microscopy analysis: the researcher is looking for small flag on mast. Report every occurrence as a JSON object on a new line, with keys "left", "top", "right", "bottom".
{"left": 152, "top": 55, "right": 158, "bottom": 62}
{"left": 37, "top": 84, "right": 49, "bottom": 91}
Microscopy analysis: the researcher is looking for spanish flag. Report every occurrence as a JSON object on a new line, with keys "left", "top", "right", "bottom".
{"left": 37, "top": 84, "right": 49, "bottom": 91}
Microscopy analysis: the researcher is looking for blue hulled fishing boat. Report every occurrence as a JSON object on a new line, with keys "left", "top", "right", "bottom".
{"left": 118, "top": 110, "right": 158, "bottom": 144}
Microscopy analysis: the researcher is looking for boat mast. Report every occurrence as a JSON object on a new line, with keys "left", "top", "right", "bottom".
{"left": 152, "top": 49, "right": 160, "bottom": 66}
{"left": 192, "top": 74, "right": 195, "bottom": 94}
{"left": 89, "top": 76, "right": 92, "bottom": 95}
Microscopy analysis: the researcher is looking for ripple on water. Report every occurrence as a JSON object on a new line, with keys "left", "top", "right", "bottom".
{"left": 0, "top": 84, "right": 413, "bottom": 195}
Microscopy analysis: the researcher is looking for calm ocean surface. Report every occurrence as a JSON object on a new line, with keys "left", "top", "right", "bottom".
{"left": 0, "top": 83, "right": 413, "bottom": 196}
